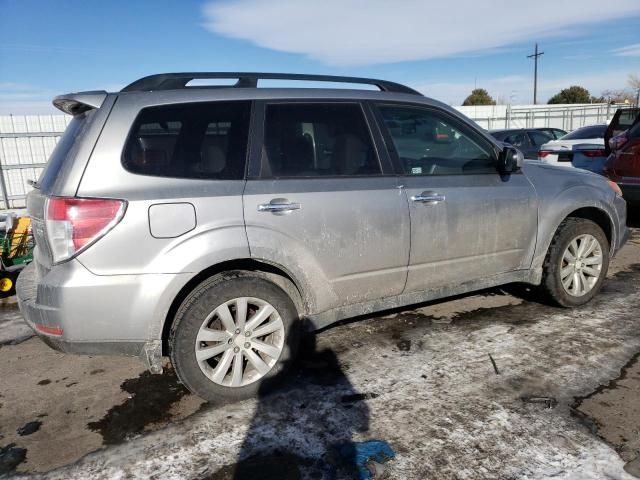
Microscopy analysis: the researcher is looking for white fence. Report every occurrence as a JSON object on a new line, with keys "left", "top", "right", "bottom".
{"left": 455, "top": 103, "right": 628, "bottom": 131}
{"left": 0, "top": 115, "right": 70, "bottom": 209}
{"left": 0, "top": 103, "right": 632, "bottom": 209}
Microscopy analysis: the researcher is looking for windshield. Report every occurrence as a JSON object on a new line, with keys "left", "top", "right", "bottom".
{"left": 561, "top": 125, "right": 606, "bottom": 140}
{"left": 38, "top": 109, "right": 96, "bottom": 191}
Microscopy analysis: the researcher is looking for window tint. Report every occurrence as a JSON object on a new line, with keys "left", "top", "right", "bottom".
{"left": 528, "top": 131, "right": 553, "bottom": 146}
{"left": 562, "top": 125, "right": 606, "bottom": 140}
{"left": 123, "top": 101, "right": 251, "bottom": 179}
{"left": 262, "top": 103, "right": 380, "bottom": 177}
{"left": 378, "top": 105, "right": 495, "bottom": 176}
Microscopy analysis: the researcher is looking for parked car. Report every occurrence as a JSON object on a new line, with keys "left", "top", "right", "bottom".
{"left": 489, "top": 128, "right": 554, "bottom": 159}
{"left": 603, "top": 108, "right": 640, "bottom": 206}
{"left": 17, "top": 73, "right": 629, "bottom": 402}
{"left": 535, "top": 127, "right": 567, "bottom": 140}
{"left": 537, "top": 124, "right": 608, "bottom": 173}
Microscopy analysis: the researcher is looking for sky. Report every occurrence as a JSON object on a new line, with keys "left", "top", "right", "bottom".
{"left": 0, "top": 0, "right": 639, "bottom": 114}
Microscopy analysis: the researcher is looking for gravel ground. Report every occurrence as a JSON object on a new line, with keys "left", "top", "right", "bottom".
{"left": 1, "top": 228, "right": 639, "bottom": 479}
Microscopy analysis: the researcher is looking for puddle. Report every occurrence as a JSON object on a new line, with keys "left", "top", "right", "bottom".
{"left": 0, "top": 444, "right": 27, "bottom": 475}
{"left": 88, "top": 368, "right": 190, "bottom": 445}
{"left": 17, "top": 421, "right": 41, "bottom": 436}
{"left": 572, "top": 351, "right": 640, "bottom": 465}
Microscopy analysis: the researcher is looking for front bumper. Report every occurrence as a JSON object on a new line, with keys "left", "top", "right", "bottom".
{"left": 613, "top": 193, "right": 631, "bottom": 255}
{"left": 16, "top": 258, "right": 188, "bottom": 362}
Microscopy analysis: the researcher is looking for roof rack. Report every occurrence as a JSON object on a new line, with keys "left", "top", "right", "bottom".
{"left": 121, "top": 72, "right": 422, "bottom": 96}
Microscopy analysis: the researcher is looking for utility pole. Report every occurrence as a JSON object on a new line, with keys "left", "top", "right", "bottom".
{"left": 527, "top": 43, "right": 544, "bottom": 104}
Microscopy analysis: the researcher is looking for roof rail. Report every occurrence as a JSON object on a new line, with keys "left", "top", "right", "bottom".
{"left": 121, "top": 72, "right": 422, "bottom": 96}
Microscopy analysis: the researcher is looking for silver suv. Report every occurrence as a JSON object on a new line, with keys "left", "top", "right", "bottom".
{"left": 17, "top": 73, "right": 629, "bottom": 401}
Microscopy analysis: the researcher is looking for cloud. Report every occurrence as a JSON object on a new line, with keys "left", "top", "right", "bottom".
{"left": 202, "top": 0, "right": 640, "bottom": 66}
{"left": 612, "top": 43, "right": 640, "bottom": 57}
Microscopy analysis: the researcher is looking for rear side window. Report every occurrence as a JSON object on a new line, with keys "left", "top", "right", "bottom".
{"left": 562, "top": 125, "right": 606, "bottom": 140}
{"left": 123, "top": 101, "right": 251, "bottom": 179}
{"left": 261, "top": 103, "right": 381, "bottom": 177}
{"left": 377, "top": 104, "right": 495, "bottom": 176}
{"left": 39, "top": 110, "right": 96, "bottom": 191}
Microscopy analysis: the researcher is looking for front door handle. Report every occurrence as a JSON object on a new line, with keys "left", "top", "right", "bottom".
{"left": 410, "top": 191, "right": 446, "bottom": 205}
{"left": 257, "top": 200, "right": 301, "bottom": 213}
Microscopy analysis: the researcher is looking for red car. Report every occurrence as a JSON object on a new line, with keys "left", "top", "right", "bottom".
{"left": 603, "top": 108, "right": 640, "bottom": 206}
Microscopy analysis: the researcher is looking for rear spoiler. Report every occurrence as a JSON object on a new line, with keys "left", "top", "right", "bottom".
{"left": 52, "top": 91, "right": 107, "bottom": 115}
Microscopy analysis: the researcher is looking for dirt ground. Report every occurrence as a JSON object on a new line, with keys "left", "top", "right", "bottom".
{"left": 0, "top": 222, "right": 639, "bottom": 479}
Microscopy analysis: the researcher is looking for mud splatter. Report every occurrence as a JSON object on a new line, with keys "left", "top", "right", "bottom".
{"left": 88, "top": 369, "right": 189, "bottom": 445}
{"left": 397, "top": 339, "right": 411, "bottom": 352}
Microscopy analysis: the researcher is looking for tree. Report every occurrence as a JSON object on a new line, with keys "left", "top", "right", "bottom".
{"left": 601, "top": 89, "right": 635, "bottom": 104}
{"left": 629, "top": 74, "right": 640, "bottom": 106}
{"left": 462, "top": 88, "right": 496, "bottom": 106}
{"left": 547, "top": 85, "right": 591, "bottom": 104}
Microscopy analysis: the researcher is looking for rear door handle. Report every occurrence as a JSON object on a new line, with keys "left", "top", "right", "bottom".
{"left": 257, "top": 201, "right": 301, "bottom": 213}
{"left": 410, "top": 191, "right": 446, "bottom": 205}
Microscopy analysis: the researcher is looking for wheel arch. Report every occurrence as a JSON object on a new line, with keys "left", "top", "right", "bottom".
{"left": 564, "top": 206, "right": 613, "bottom": 248}
{"left": 161, "top": 258, "right": 307, "bottom": 355}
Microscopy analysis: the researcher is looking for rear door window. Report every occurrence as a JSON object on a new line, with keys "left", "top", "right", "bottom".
{"left": 528, "top": 131, "right": 553, "bottom": 147}
{"left": 123, "top": 101, "right": 251, "bottom": 179}
{"left": 260, "top": 103, "right": 381, "bottom": 177}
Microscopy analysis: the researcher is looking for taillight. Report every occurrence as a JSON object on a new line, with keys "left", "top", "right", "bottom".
{"left": 46, "top": 197, "right": 126, "bottom": 263}
{"left": 538, "top": 150, "right": 552, "bottom": 158}
{"left": 609, "top": 134, "right": 628, "bottom": 151}
{"left": 580, "top": 149, "right": 607, "bottom": 158}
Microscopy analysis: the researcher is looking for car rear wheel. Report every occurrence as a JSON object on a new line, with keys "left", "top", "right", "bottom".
{"left": 540, "top": 218, "right": 610, "bottom": 307}
{"left": 169, "top": 272, "right": 300, "bottom": 402}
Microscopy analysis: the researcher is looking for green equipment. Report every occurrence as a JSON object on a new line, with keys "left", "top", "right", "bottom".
{"left": 0, "top": 215, "right": 34, "bottom": 298}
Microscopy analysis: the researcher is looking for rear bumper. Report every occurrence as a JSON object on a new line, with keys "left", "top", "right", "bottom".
{"left": 16, "top": 258, "right": 189, "bottom": 360}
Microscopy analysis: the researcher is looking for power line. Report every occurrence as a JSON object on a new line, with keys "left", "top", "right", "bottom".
{"left": 527, "top": 43, "right": 544, "bottom": 104}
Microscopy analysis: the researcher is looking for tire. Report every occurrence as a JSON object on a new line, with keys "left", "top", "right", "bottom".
{"left": 169, "top": 271, "right": 300, "bottom": 402}
{"left": 540, "top": 218, "right": 610, "bottom": 307}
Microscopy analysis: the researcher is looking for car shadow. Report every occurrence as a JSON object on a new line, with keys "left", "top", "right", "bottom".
{"left": 206, "top": 327, "right": 373, "bottom": 480}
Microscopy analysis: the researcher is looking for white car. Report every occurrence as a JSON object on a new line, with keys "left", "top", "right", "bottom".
{"left": 538, "top": 124, "right": 608, "bottom": 173}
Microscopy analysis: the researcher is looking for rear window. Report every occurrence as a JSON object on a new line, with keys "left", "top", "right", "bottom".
{"left": 123, "top": 101, "right": 251, "bottom": 180}
{"left": 39, "top": 110, "right": 96, "bottom": 191}
{"left": 561, "top": 125, "right": 606, "bottom": 140}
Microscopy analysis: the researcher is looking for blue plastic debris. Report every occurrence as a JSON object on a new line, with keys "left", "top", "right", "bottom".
{"left": 338, "top": 440, "right": 395, "bottom": 480}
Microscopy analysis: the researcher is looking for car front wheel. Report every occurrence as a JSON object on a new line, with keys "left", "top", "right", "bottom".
{"left": 541, "top": 218, "right": 610, "bottom": 307}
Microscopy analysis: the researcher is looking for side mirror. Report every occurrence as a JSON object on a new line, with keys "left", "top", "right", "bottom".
{"left": 498, "top": 146, "right": 523, "bottom": 174}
